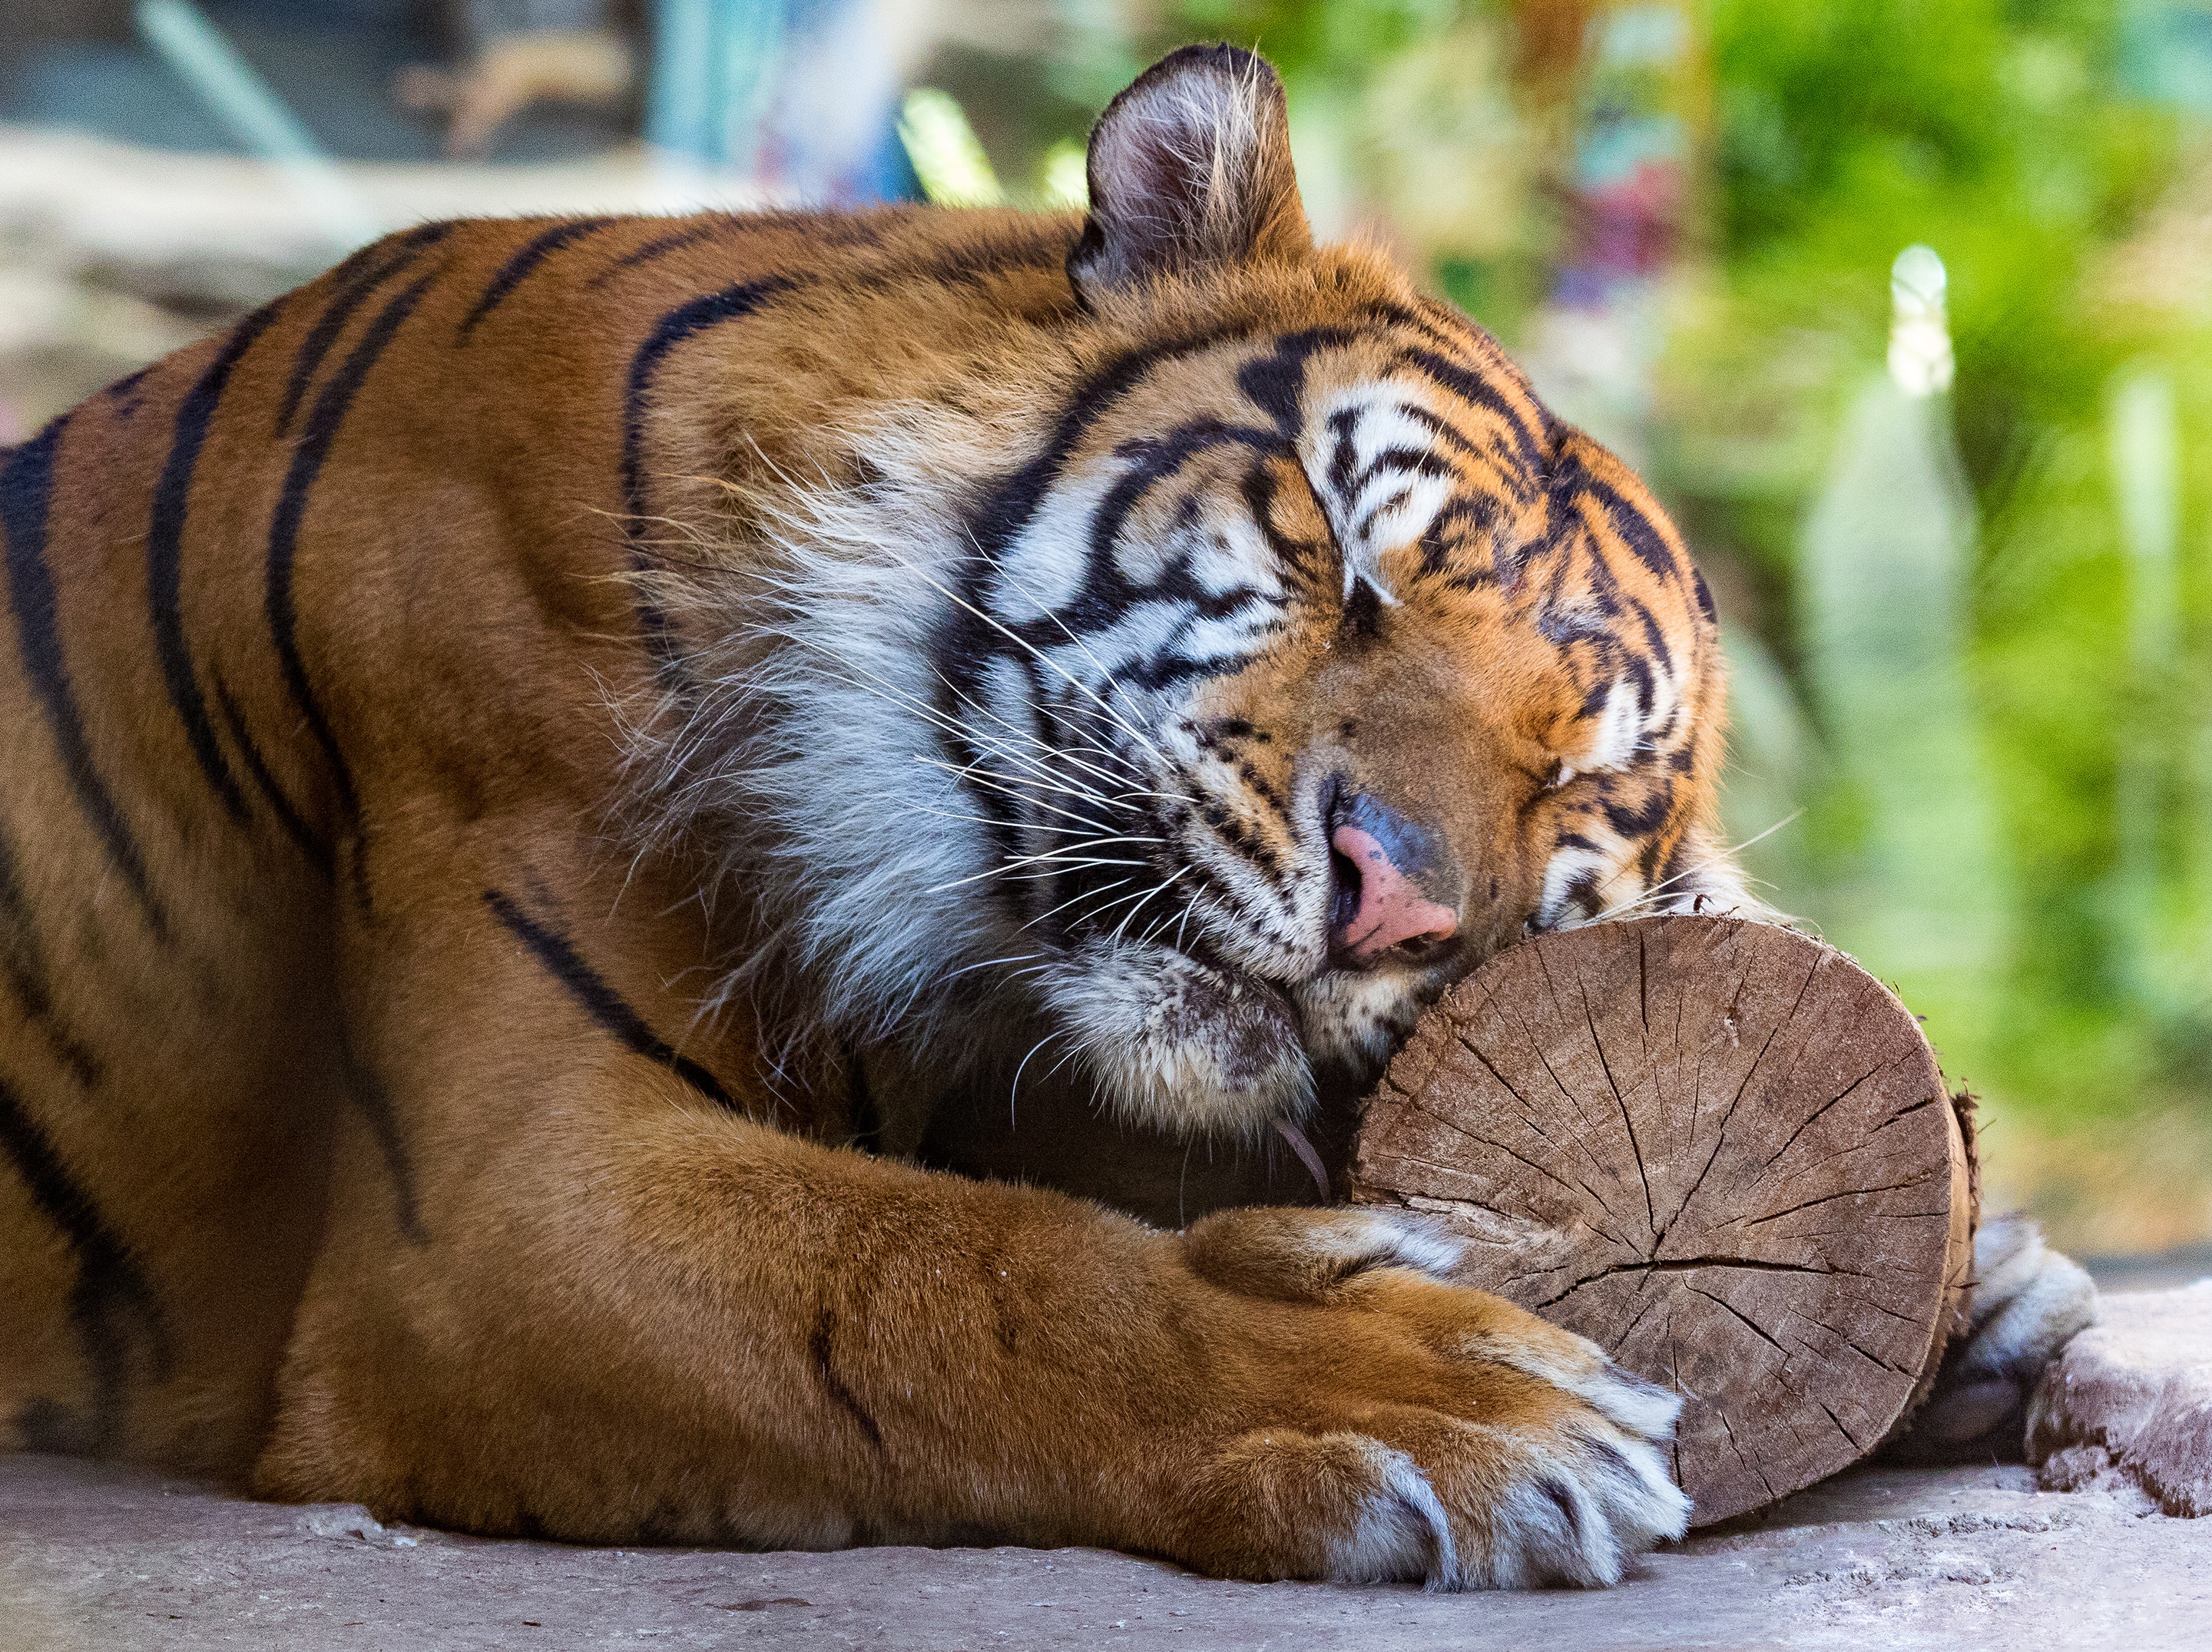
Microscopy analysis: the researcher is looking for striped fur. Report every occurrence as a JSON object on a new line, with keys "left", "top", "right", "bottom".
{"left": 0, "top": 46, "right": 1729, "bottom": 1581}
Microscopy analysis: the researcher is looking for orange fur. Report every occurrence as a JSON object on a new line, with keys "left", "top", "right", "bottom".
{"left": 0, "top": 47, "right": 1724, "bottom": 1584}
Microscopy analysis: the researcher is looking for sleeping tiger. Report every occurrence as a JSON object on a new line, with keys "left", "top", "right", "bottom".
{"left": 0, "top": 45, "right": 2090, "bottom": 1586}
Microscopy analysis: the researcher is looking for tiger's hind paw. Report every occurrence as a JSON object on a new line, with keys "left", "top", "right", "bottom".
{"left": 1892, "top": 1211, "right": 2097, "bottom": 1461}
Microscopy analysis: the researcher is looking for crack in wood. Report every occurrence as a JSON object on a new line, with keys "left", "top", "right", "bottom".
{"left": 1534, "top": 1253, "right": 1836, "bottom": 1311}
{"left": 1578, "top": 973, "right": 1657, "bottom": 1243}
{"left": 1447, "top": 1032, "right": 1633, "bottom": 1235}
{"left": 1712, "top": 1404, "right": 1777, "bottom": 1502}
{"left": 1392, "top": 1113, "right": 1637, "bottom": 1256}
{"left": 1734, "top": 1170, "right": 1942, "bottom": 1230}
{"left": 1757, "top": 1058, "right": 1887, "bottom": 1174}
{"left": 1685, "top": 1282, "right": 1794, "bottom": 1362}
{"left": 1463, "top": 1037, "right": 1634, "bottom": 1227}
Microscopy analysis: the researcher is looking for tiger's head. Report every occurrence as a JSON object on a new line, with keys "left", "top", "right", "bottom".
{"left": 687, "top": 45, "right": 1752, "bottom": 1146}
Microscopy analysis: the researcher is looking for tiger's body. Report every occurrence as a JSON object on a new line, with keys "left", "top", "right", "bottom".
{"left": 0, "top": 48, "right": 2087, "bottom": 1585}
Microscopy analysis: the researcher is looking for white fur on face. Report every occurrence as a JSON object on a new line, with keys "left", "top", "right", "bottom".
{"left": 1298, "top": 384, "right": 1459, "bottom": 604}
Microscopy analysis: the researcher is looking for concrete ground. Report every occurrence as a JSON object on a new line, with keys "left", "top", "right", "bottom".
{"left": 6, "top": 1356, "right": 2209, "bottom": 1651}
{"left": 5, "top": 1277, "right": 2208, "bottom": 1650}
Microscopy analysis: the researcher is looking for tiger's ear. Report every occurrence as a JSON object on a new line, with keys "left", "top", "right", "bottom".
{"left": 1069, "top": 44, "right": 1313, "bottom": 302}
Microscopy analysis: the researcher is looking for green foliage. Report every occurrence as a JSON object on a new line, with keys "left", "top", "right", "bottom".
{"left": 1170, "top": 0, "right": 1465, "bottom": 78}
{"left": 1681, "top": 0, "right": 2174, "bottom": 560}
{"left": 1674, "top": 0, "right": 2212, "bottom": 1171}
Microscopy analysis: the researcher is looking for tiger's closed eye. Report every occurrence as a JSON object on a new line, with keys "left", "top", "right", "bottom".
{"left": 1541, "top": 760, "right": 1578, "bottom": 793}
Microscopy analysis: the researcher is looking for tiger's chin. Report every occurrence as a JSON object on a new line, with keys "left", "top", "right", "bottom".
{"left": 1035, "top": 937, "right": 1316, "bottom": 1139}
{"left": 1290, "top": 968, "right": 1435, "bottom": 1081}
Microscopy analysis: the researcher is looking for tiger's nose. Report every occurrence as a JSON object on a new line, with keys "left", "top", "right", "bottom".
{"left": 1327, "top": 795, "right": 1460, "bottom": 966}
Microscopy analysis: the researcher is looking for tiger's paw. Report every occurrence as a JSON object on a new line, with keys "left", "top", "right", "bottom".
{"left": 1171, "top": 1209, "right": 1689, "bottom": 1587}
{"left": 1892, "top": 1211, "right": 2098, "bottom": 1461}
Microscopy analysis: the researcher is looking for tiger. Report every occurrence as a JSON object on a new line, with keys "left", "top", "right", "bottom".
{"left": 0, "top": 45, "right": 2091, "bottom": 1586}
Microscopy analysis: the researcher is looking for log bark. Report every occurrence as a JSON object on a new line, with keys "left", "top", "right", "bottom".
{"left": 1347, "top": 915, "right": 1977, "bottom": 1526}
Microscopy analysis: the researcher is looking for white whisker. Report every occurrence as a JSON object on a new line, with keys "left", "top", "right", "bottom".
{"left": 881, "top": 540, "right": 1170, "bottom": 763}
{"left": 1588, "top": 811, "right": 1800, "bottom": 925}
{"left": 1009, "top": 1028, "right": 1064, "bottom": 1124}
{"left": 939, "top": 950, "right": 1047, "bottom": 984}
{"left": 932, "top": 855, "right": 1152, "bottom": 894}
{"left": 913, "top": 806, "right": 1164, "bottom": 844}
{"left": 1109, "top": 865, "right": 1194, "bottom": 945}
{"left": 1021, "top": 877, "right": 1140, "bottom": 935}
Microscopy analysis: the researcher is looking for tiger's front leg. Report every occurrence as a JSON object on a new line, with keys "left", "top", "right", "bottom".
{"left": 253, "top": 868, "right": 1687, "bottom": 1585}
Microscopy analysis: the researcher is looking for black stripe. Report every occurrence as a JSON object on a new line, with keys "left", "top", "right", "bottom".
{"left": 1391, "top": 345, "right": 1545, "bottom": 490}
{"left": 482, "top": 887, "right": 737, "bottom": 1110}
{"left": 1240, "top": 460, "right": 1323, "bottom": 581}
{"left": 1568, "top": 462, "right": 1680, "bottom": 585}
{"left": 210, "top": 673, "right": 334, "bottom": 878}
{"left": 1324, "top": 406, "right": 1360, "bottom": 497}
{"left": 106, "top": 366, "right": 154, "bottom": 422}
{"left": 585, "top": 218, "right": 733, "bottom": 289}
{"left": 620, "top": 276, "right": 802, "bottom": 665}
{"left": 0, "top": 1074, "right": 168, "bottom": 1452}
{"left": 1622, "top": 592, "right": 1673, "bottom": 670}
{"left": 0, "top": 819, "right": 104, "bottom": 1091}
{"left": 1352, "top": 445, "right": 1455, "bottom": 498}
{"left": 267, "top": 267, "right": 440, "bottom": 840}
{"left": 1394, "top": 399, "right": 1499, "bottom": 471}
{"left": 336, "top": 1025, "right": 424, "bottom": 1244}
{"left": 1535, "top": 606, "right": 1615, "bottom": 653}
{"left": 810, "top": 1307, "right": 885, "bottom": 1449}
{"left": 613, "top": 230, "right": 1068, "bottom": 671}
{"left": 1604, "top": 781, "right": 1675, "bottom": 840}
{"left": 1415, "top": 494, "right": 1501, "bottom": 581}
{"left": 278, "top": 223, "right": 452, "bottom": 433}
{"left": 1074, "top": 419, "right": 1281, "bottom": 619}
{"left": 2, "top": 418, "right": 170, "bottom": 943}
{"left": 150, "top": 303, "right": 286, "bottom": 826}
{"left": 929, "top": 323, "right": 1289, "bottom": 863}
{"left": 459, "top": 217, "right": 614, "bottom": 340}
{"left": 1576, "top": 536, "right": 1627, "bottom": 627}
{"left": 967, "top": 319, "right": 1380, "bottom": 582}
{"left": 943, "top": 331, "right": 1410, "bottom": 734}
{"left": 984, "top": 420, "right": 1293, "bottom": 696}
{"left": 588, "top": 211, "right": 901, "bottom": 293}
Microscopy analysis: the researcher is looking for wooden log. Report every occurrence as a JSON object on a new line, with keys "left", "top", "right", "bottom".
{"left": 1346, "top": 915, "right": 1977, "bottom": 1527}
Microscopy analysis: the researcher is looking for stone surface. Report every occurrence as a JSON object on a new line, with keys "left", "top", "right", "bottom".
{"left": 2030, "top": 1280, "right": 2212, "bottom": 1518}
{"left": 1348, "top": 915, "right": 1975, "bottom": 1526}
{"left": 7, "top": 1339, "right": 2209, "bottom": 1652}
{"left": 2085, "top": 1244, "right": 2212, "bottom": 1293}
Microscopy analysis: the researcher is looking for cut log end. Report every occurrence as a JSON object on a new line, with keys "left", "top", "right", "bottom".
{"left": 1346, "top": 915, "right": 1977, "bottom": 1527}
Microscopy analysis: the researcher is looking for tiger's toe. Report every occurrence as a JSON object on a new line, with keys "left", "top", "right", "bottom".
{"left": 1436, "top": 1362, "right": 1689, "bottom": 1588}
{"left": 1181, "top": 1352, "right": 1687, "bottom": 1589}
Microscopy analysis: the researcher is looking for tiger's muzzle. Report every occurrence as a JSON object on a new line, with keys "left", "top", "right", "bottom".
{"left": 1324, "top": 788, "right": 1462, "bottom": 968}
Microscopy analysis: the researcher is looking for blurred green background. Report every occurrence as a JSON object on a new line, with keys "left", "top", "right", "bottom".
{"left": 6, "top": 0, "right": 2212, "bottom": 1253}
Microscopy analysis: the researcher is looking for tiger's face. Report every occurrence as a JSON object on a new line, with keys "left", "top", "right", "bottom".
{"left": 934, "top": 313, "right": 1738, "bottom": 1138}
{"left": 703, "top": 46, "right": 1748, "bottom": 1148}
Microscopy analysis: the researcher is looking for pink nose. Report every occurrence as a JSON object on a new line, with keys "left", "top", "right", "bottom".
{"left": 1330, "top": 824, "right": 1460, "bottom": 965}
